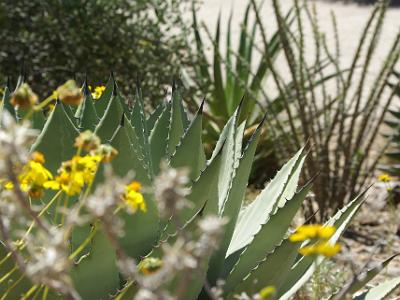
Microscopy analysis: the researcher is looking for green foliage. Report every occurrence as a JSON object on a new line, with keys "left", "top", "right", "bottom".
{"left": 0, "top": 78, "right": 395, "bottom": 300}
{"left": 383, "top": 70, "right": 400, "bottom": 176}
{"left": 0, "top": 0, "right": 194, "bottom": 105}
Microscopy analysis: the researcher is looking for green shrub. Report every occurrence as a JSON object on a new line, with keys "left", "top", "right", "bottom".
{"left": 0, "top": 0, "right": 194, "bottom": 106}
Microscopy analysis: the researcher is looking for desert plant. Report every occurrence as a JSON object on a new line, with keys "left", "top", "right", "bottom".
{"left": 187, "top": 1, "right": 340, "bottom": 185}
{"left": 249, "top": 0, "right": 400, "bottom": 219}
{"left": 382, "top": 70, "right": 400, "bottom": 176}
{"left": 0, "top": 79, "right": 398, "bottom": 299}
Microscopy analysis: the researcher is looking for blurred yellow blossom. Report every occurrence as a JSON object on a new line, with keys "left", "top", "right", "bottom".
{"left": 122, "top": 181, "right": 146, "bottom": 213}
{"left": 4, "top": 151, "right": 53, "bottom": 199}
{"left": 298, "top": 241, "right": 341, "bottom": 257}
{"left": 378, "top": 173, "right": 392, "bottom": 183}
{"left": 290, "top": 224, "right": 341, "bottom": 258}
{"left": 91, "top": 85, "right": 106, "bottom": 100}
{"left": 44, "top": 155, "right": 101, "bottom": 196}
{"left": 289, "top": 224, "right": 336, "bottom": 242}
{"left": 259, "top": 286, "right": 276, "bottom": 299}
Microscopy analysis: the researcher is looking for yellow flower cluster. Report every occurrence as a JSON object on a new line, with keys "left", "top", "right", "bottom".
{"left": 44, "top": 155, "right": 101, "bottom": 196}
{"left": 122, "top": 181, "right": 146, "bottom": 213}
{"left": 43, "top": 131, "right": 118, "bottom": 196}
{"left": 4, "top": 152, "right": 53, "bottom": 198}
{"left": 90, "top": 85, "right": 106, "bottom": 100}
{"left": 377, "top": 173, "right": 392, "bottom": 183}
{"left": 289, "top": 224, "right": 341, "bottom": 257}
{"left": 2, "top": 131, "right": 119, "bottom": 200}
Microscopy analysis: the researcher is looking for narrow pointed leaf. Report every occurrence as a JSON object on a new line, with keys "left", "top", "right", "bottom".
{"left": 170, "top": 101, "right": 206, "bottom": 180}
{"left": 224, "top": 182, "right": 312, "bottom": 292}
{"left": 228, "top": 148, "right": 305, "bottom": 256}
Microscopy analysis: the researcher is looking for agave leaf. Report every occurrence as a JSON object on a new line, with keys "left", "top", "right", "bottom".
{"left": 210, "top": 14, "right": 229, "bottom": 118}
{"left": 149, "top": 101, "right": 172, "bottom": 174}
{"left": 31, "top": 101, "right": 79, "bottom": 174}
{"left": 61, "top": 102, "right": 76, "bottom": 122}
{"left": 31, "top": 110, "right": 46, "bottom": 130}
{"left": 229, "top": 238, "right": 301, "bottom": 298}
{"left": 388, "top": 108, "right": 400, "bottom": 120}
{"left": 224, "top": 181, "right": 312, "bottom": 292}
{"left": 330, "top": 254, "right": 400, "bottom": 299}
{"left": 225, "top": 9, "right": 234, "bottom": 107}
{"left": 146, "top": 102, "right": 165, "bottom": 134}
{"left": 227, "top": 147, "right": 305, "bottom": 257}
{"left": 95, "top": 90, "right": 126, "bottom": 143}
{"left": 162, "top": 148, "right": 223, "bottom": 239}
{"left": 119, "top": 192, "right": 160, "bottom": 259}
{"left": 167, "top": 87, "right": 187, "bottom": 157}
{"left": 109, "top": 117, "right": 151, "bottom": 185}
{"left": 0, "top": 84, "right": 15, "bottom": 122}
{"left": 214, "top": 102, "right": 245, "bottom": 214}
{"left": 94, "top": 73, "right": 116, "bottom": 117}
{"left": 387, "top": 152, "right": 400, "bottom": 160}
{"left": 230, "top": 3, "right": 252, "bottom": 114}
{"left": 207, "top": 115, "right": 264, "bottom": 284}
{"left": 71, "top": 228, "right": 120, "bottom": 300}
{"left": 278, "top": 190, "right": 367, "bottom": 300}
{"left": 75, "top": 83, "right": 99, "bottom": 131}
{"left": 169, "top": 100, "right": 206, "bottom": 180}
{"left": 131, "top": 85, "right": 152, "bottom": 176}
{"left": 191, "top": 3, "right": 211, "bottom": 82}
{"left": 352, "top": 276, "right": 400, "bottom": 300}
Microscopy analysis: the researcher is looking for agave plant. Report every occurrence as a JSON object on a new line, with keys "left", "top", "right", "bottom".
{"left": 186, "top": 0, "right": 346, "bottom": 186}
{"left": 0, "top": 76, "right": 398, "bottom": 300}
{"left": 383, "top": 70, "right": 400, "bottom": 177}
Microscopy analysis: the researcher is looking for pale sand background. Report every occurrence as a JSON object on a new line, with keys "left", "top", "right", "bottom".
{"left": 198, "top": 0, "right": 400, "bottom": 65}
{"left": 197, "top": 0, "right": 400, "bottom": 98}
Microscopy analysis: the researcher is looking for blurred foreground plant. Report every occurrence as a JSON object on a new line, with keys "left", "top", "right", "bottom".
{"left": 0, "top": 80, "right": 398, "bottom": 299}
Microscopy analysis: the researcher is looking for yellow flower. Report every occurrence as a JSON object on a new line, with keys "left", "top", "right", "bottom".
{"left": 127, "top": 181, "right": 142, "bottom": 192}
{"left": 3, "top": 152, "right": 53, "bottom": 199}
{"left": 378, "top": 173, "right": 392, "bottom": 183}
{"left": 138, "top": 257, "right": 163, "bottom": 275}
{"left": 10, "top": 83, "right": 38, "bottom": 109}
{"left": 122, "top": 181, "right": 146, "bottom": 213}
{"left": 44, "top": 155, "right": 101, "bottom": 196}
{"left": 289, "top": 225, "right": 336, "bottom": 242}
{"left": 290, "top": 224, "right": 341, "bottom": 258}
{"left": 299, "top": 242, "right": 341, "bottom": 257}
{"left": 259, "top": 286, "right": 276, "bottom": 299}
{"left": 91, "top": 85, "right": 106, "bottom": 100}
